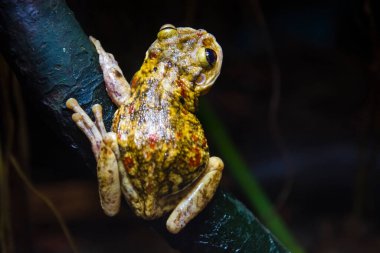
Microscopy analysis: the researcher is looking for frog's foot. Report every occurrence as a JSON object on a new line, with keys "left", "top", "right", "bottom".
{"left": 67, "top": 98, "right": 143, "bottom": 217}
{"left": 66, "top": 98, "right": 121, "bottom": 216}
{"left": 166, "top": 156, "right": 224, "bottom": 234}
{"left": 90, "top": 36, "right": 130, "bottom": 107}
{"left": 66, "top": 98, "right": 103, "bottom": 157}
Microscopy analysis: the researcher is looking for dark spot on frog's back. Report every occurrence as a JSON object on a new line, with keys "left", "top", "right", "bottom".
{"left": 124, "top": 156, "right": 135, "bottom": 175}
{"left": 148, "top": 134, "right": 158, "bottom": 148}
{"left": 166, "top": 61, "right": 173, "bottom": 68}
{"left": 176, "top": 79, "right": 187, "bottom": 98}
{"left": 128, "top": 103, "right": 134, "bottom": 114}
{"left": 131, "top": 75, "right": 139, "bottom": 88}
{"left": 149, "top": 50, "right": 158, "bottom": 59}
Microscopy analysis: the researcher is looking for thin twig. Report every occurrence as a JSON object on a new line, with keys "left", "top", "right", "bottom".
{"left": 0, "top": 56, "right": 15, "bottom": 253}
{"left": 248, "top": 0, "right": 294, "bottom": 209}
{"left": 9, "top": 156, "right": 80, "bottom": 253}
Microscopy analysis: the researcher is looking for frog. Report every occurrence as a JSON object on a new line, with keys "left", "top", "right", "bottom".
{"left": 66, "top": 24, "right": 223, "bottom": 234}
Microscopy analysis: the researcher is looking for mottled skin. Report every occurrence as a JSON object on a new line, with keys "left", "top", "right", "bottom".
{"left": 66, "top": 24, "right": 224, "bottom": 233}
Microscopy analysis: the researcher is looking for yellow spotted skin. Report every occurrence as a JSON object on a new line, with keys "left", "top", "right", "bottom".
{"left": 66, "top": 25, "right": 223, "bottom": 232}
{"left": 114, "top": 103, "right": 208, "bottom": 198}
{"left": 111, "top": 26, "right": 222, "bottom": 219}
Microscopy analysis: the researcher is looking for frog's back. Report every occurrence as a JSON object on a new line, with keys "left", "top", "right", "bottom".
{"left": 112, "top": 98, "right": 209, "bottom": 200}
{"left": 108, "top": 24, "right": 223, "bottom": 218}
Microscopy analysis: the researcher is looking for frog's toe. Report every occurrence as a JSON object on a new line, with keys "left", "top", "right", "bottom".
{"left": 71, "top": 112, "right": 82, "bottom": 122}
{"left": 66, "top": 98, "right": 79, "bottom": 109}
{"left": 92, "top": 104, "right": 102, "bottom": 112}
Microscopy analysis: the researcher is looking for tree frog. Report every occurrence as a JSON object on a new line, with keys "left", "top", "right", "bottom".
{"left": 66, "top": 24, "right": 223, "bottom": 233}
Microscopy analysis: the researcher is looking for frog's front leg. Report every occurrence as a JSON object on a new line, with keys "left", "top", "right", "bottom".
{"left": 166, "top": 157, "right": 224, "bottom": 234}
{"left": 90, "top": 36, "right": 130, "bottom": 107}
{"left": 66, "top": 98, "right": 121, "bottom": 216}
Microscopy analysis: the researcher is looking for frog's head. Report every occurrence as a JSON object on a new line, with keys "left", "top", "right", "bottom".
{"left": 147, "top": 24, "right": 223, "bottom": 97}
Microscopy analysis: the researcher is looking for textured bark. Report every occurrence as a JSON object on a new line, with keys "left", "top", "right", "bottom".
{"left": 0, "top": 0, "right": 116, "bottom": 166}
{"left": 155, "top": 190, "right": 289, "bottom": 253}
{"left": 0, "top": 0, "right": 289, "bottom": 252}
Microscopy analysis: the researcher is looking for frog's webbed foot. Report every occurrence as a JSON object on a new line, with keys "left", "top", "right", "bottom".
{"left": 166, "top": 157, "right": 224, "bottom": 234}
{"left": 90, "top": 36, "right": 130, "bottom": 107}
{"left": 66, "top": 98, "right": 121, "bottom": 216}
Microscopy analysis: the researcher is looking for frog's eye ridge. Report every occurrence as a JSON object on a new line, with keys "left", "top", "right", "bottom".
{"left": 157, "top": 24, "right": 178, "bottom": 40}
{"left": 197, "top": 48, "right": 217, "bottom": 68}
{"left": 159, "top": 24, "right": 176, "bottom": 31}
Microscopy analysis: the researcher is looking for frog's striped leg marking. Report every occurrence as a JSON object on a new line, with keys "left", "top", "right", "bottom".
{"left": 166, "top": 156, "right": 224, "bottom": 234}
{"left": 90, "top": 36, "right": 130, "bottom": 107}
{"left": 66, "top": 98, "right": 121, "bottom": 216}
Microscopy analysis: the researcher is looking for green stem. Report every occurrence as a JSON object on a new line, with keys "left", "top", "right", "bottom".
{"left": 10, "top": 156, "right": 80, "bottom": 253}
{"left": 199, "top": 100, "right": 304, "bottom": 253}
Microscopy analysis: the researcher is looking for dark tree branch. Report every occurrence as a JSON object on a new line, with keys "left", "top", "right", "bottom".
{"left": 0, "top": 0, "right": 116, "bottom": 166}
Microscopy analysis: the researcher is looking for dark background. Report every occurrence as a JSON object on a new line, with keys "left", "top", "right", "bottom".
{"left": 22, "top": 0, "right": 380, "bottom": 252}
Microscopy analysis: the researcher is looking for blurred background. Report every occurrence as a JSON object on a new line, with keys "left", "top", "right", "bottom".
{"left": 2, "top": 0, "right": 380, "bottom": 252}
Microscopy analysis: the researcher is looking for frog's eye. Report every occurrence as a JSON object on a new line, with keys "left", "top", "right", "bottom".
{"left": 197, "top": 48, "right": 217, "bottom": 68}
{"left": 157, "top": 24, "right": 178, "bottom": 40}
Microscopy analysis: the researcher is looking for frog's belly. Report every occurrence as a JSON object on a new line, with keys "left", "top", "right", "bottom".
{"left": 114, "top": 106, "right": 210, "bottom": 197}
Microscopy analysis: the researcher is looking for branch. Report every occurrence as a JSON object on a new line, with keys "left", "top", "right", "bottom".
{"left": 0, "top": 0, "right": 289, "bottom": 252}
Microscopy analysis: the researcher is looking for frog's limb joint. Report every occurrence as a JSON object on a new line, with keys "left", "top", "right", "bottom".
{"left": 166, "top": 156, "right": 224, "bottom": 234}
{"left": 89, "top": 36, "right": 131, "bottom": 107}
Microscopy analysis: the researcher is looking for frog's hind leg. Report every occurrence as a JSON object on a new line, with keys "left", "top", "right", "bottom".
{"left": 66, "top": 98, "right": 121, "bottom": 216}
{"left": 96, "top": 132, "right": 122, "bottom": 216}
{"left": 90, "top": 36, "right": 130, "bottom": 107}
{"left": 117, "top": 162, "right": 144, "bottom": 217}
{"left": 68, "top": 98, "right": 144, "bottom": 218}
{"left": 166, "top": 157, "right": 224, "bottom": 234}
